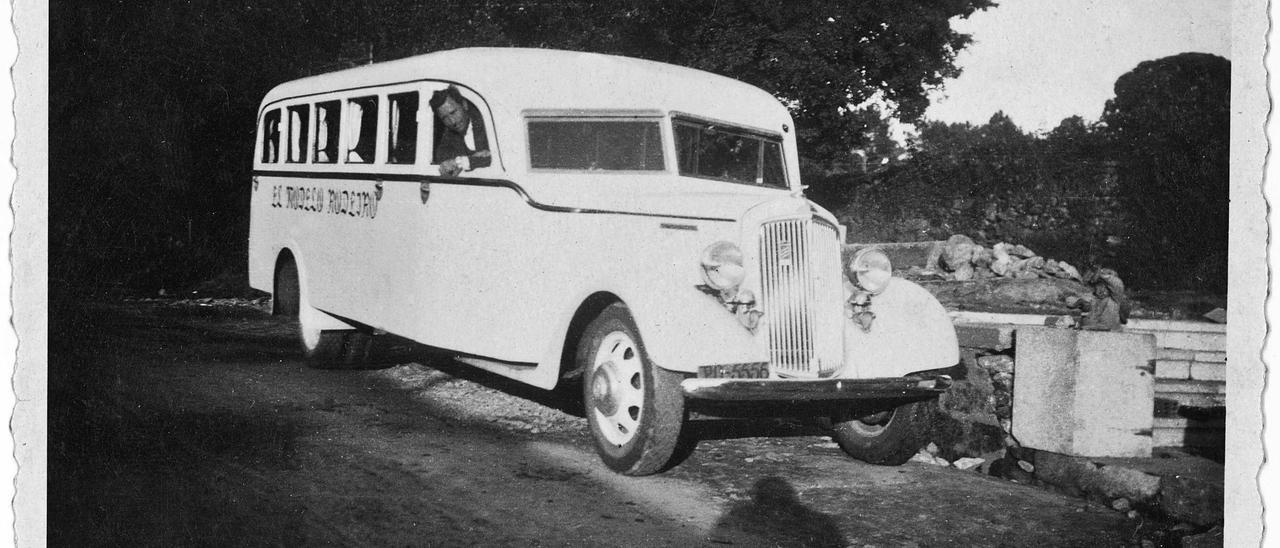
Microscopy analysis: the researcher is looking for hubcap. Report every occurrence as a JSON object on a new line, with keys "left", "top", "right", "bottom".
{"left": 591, "top": 361, "right": 619, "bottom": 416}
{"left": 590, "top": 331, "right": 645, "bottom": 447}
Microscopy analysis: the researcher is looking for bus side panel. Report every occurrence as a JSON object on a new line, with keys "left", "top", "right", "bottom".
{"left": 247, "top": 175, "right": 279, "bottom": 294}
{"left": 394, "top": 183, "right": 587, "bottom": 363}
{"left": 256, "top": 177, "right": 429, "bottom": 333}
{"left": 407, "top": 183, "right": 767, "bottom": 371}
{"left": 252, "top": 176, "right": 769, "bottom": 382}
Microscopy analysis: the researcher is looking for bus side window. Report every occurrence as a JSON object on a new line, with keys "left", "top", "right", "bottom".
{"left": 314, "top": 100, "right": 340, "bottom": 164}
{"left": 346, "top": 96, "right": 378, "bottom": 164}
{"left": 387, "top": 92, "right": 419, "bottom": 164}
{"left": 287, "top": 104, "right": 310, "bottom": 163}
{"left": 261, "top": 109, "right": 281, "bottom": 163}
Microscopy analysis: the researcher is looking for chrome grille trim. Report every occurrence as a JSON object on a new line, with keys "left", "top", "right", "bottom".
{"left": 758, "top": 218, "right": 844, "bottom": 378}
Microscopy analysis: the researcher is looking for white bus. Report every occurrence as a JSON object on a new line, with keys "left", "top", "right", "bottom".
{"left": 249, "top": 48, "right": 959, "bottom": 475}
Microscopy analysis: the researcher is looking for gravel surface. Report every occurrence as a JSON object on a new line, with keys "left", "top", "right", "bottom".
{"left": 49, "top": 299, "right": 1179, "bottom": 546}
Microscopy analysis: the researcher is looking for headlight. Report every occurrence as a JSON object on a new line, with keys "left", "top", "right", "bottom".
{"left": 700, "top": 241, "right": 746, "bottom": 291}
{"left": 849, "top": 247, "right": 893, "bottom": 294}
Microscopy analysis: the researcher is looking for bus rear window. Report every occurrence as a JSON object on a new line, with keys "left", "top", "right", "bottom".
{"left": 314, "top": 101, "right": 340, "bottom": 164}
{"left": 286, "top": 105, "right": 310, "bottom": 163}
{"left": 346, "top": 96, "right": 378, "bottom": 163}
{"left": 261, "top": 109, "right": 281, "bottom": 163}
{"left": 528, "top": 120, "right": 663, "bottom": 171}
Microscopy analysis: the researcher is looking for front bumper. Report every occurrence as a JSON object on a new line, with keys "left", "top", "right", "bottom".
{"left": 680, "top": 375, "right": 952, "bottom": 403}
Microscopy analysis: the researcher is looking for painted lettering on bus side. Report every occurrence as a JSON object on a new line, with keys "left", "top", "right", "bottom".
{"left": 326, "top": 189, "right": 378, "bottom": 219}
{"left": 270, "top": 184, "right": 377, "bottom": 219}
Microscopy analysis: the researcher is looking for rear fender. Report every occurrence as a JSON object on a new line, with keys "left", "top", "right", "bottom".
{"left": 277, "top": 245, "right": 354, "bottom": 333}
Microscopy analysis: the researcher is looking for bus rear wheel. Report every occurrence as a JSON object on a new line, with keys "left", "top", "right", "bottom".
{"left": 274, "top": 256, "right": 381, "bottom": 369}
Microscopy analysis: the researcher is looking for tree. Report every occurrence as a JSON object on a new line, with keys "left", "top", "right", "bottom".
{"left": 49, "top": 0, "right": 995, "bottom": 295}
{"left": 1100, "top": 53, "right": 1230, "bottom": 291}
{"left": 460, "top": 0, "right": 995, "bottom": 164}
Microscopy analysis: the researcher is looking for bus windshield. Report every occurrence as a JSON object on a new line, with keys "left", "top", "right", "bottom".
{"left": 674, "top": 118, "right": 786, "bottom": 188}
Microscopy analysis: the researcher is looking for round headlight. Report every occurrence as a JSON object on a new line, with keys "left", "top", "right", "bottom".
{"left": 849, "top": 248, "right": 893, "bottom": 294}
{"left": 701, "top": 241, "right": 746, "bottom": 291}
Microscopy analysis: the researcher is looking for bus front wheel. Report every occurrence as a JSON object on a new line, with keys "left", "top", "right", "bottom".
{"left": 578, "top": 304, "right": 686, "bottom": 476}
{"left": 829, "top": 400, "right": 936, "bottom": 465}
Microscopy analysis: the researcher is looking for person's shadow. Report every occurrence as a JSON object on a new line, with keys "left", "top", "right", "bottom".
{"left": 709, "top": 476, "right": 845, "bottom": 547}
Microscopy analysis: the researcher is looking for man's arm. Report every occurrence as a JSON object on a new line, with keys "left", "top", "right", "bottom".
{"left": 467, "top": 108, "right": 492, "bottom": 169}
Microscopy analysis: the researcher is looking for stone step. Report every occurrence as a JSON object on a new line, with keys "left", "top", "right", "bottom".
{"left": 1154, "top": 416, "right": 1225, "bottom": 429}
{"left": 1125, "top": 319, "right": 1226, "bottom": 333}
{"left": 1153, "top": 426, "right": 1225, "bottom": 448}
{"left": 1154, "top": 392, "right": 1227, "bottom": 408}
{"left": 1157, "top": 348, "right": 1227, "bottom": 363}
{"left": 1155, "top": 379, "right": 1226, "bottom": 394}
{"left": 1126, "top": 329, "right": 1226, "bottom": 352}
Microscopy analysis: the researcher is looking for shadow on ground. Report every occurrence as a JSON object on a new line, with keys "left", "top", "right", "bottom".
{"left": 709, "top": 476, "right": 845, "bottom": 547}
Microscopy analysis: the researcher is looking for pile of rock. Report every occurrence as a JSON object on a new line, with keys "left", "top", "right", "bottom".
{"left": 910, "top": 441, "right": 992, "bottom": 471}
{"left": 977, "top": 354, "right": 1015, "bottom": 427}
{"left": 930, "top": 234, "right": 1082, "bottom": 283}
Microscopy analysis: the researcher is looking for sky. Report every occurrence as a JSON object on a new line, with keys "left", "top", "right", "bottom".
{"left": 922, "top": 0, "right": 1231, "bottom": 133}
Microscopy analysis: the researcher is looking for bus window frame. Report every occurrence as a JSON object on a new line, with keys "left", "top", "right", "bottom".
{"left": 312, "top": 99, "right": 343, "bottom": 165}
{"left": 259, "top": 108, "right": 282, "bottom": 164}
{"left": 423, "top": 83, "right": 496, "bottom": 176}
{"left": 386, "top": 90, "right": 422, "bottom": 165}
{"left": 254, "top": 80, "right": 498, "bottom": 175}
{"left": 285, "top": 103, "right": 311, "bottom": 164}
{"left": 342, "top": 94, "right": 381, "bottom": 165}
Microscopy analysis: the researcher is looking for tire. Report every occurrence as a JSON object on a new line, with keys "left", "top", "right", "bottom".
{"left": 273, "top": 255, "right": 386, "bottom": 369}
{"left": 306, "top": 330, "right": 384, "bottom": 369}
{"left": 579, "top": 304, "right": 685, "bottom": 476}
{"left": 830, "top": 399, "right": 936, "bottom": 465}
{"left": 273, "top": 258, "right": 301, "bottom": 317}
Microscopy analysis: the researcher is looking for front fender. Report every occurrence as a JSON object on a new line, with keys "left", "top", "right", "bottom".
{"left": 842, "top": 278, "right": 959, "bottom": 378}
{"left": 623, "top": 283, "right": 768, "bottom": 373}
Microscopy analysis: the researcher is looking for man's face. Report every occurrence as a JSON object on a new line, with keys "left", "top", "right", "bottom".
{"left": 436, "top": 96, "right": 470, "bottom": 134}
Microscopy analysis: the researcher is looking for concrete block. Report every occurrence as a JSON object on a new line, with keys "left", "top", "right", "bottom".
{"left": 1156, "top": 347, "right": 1195, "bottom": 360}
{"left": 951, "top": 311, "right": 1076, "bottom": 327}
{"left": 1155, "top": 359, "right": 1190, "bottom": 379}
{"left": 1154, "top": 416, "right": 1226, "bottom": 429}
{"left": 1153, "top": 427, "right": 1225, "bottom": 448}
{"left": 1125, "top": 319, "right": 1226, "bottom": 333}
{"left": 1011, "top": 328, "right": 1156, "bottom": 457}
{"left": 1193, "top": 351, "right": 1227, "bottom": 363}
{"left": 1155, "top": 379, "right": 1227, "bottom": 395}
{"left": 1153, "top": 391, "right": 1226, "bottom": 409}
{"left": 1148, "top": 331, "right": 1226, "bottom": 352}
{"left": 1190, "top": 361, "right": 1226, "bottom": 382}
{"left": 1152, "top": 414, "right": 1226, "bottom": 449}
{"left": 954, "top": 323, "right": 1015, "bottom": 351}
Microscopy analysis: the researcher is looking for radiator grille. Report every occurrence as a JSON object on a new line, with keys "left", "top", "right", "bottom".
{"left": 758, "top": 218, "right": 844, "bottom": 377}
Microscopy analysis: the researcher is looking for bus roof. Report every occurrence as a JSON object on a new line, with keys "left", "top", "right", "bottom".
{"left": 259, "top": 47, "right": 794, "bottom": 133}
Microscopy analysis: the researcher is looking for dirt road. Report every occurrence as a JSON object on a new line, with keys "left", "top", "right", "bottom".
{"left": 50, "top": 300, "right": 1144, "bottom": 547}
